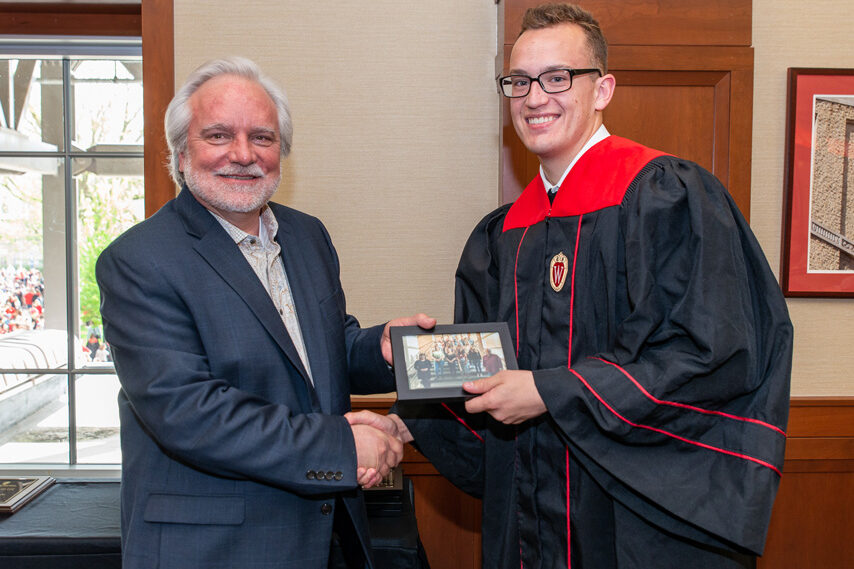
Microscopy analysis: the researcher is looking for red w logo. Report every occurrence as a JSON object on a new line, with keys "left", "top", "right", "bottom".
{"left": 552, "top": 262, "right": 565, "bottom": 287}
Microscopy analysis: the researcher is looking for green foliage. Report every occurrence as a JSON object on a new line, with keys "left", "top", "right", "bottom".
{"left": 77, "top": 172, "right": 143, "bottom": 333}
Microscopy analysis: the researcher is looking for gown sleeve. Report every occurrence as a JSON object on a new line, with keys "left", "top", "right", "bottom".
{"left": 533, "top": 159, "right": 793, "bottom": 554}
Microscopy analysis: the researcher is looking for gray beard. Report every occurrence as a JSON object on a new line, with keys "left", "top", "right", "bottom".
{"left": 183, "top": 161, "right": 280, "bottom": 213}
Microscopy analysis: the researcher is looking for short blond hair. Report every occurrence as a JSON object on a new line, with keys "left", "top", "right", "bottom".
{"left": 519, "top": 3, "right": 608, "bottom": 73}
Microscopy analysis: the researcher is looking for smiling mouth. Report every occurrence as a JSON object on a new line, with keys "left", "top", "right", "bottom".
{"left": 217, "top": 174, "right": 260, "bottom": 180}
{"left": 527, "top": 115, "right": 558, "bottom": 125}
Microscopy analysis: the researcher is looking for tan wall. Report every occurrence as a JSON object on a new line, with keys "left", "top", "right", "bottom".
{"left": 174, "top": 0, "right": 499, "bottom": 326}
{"left": 753, "top": 0, "right": 854, "bottom": 395}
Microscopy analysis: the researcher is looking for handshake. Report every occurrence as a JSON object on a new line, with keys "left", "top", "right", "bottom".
{"left": 345, "top": 410, "right": 414, "bottom": 488}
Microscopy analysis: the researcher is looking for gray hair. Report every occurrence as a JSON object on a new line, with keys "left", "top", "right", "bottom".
{"left": 164, "top": 56, "right": 293, "bottom": 187}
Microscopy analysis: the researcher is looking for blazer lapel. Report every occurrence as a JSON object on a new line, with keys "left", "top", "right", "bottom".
{"left": 275, "top": 214, "right": 335, "bottom": 414}
{"left": 175, "top": 189, "right": 317, "bottom": 402}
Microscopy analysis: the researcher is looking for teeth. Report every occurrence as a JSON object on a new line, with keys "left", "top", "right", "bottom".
{"left": 527, "top": 116, "right": 556, "bottom": 125}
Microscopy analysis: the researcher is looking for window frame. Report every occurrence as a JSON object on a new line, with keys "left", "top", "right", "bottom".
{"left": 0, "top": 1, "right": 171, "bottom": 476}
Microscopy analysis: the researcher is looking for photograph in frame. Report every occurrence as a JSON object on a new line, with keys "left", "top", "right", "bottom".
{"left": 781, "top": 68, "right": 854, "bottom": 296}
{"left": 390, "top": 323, "right": 517, "bottom": 403}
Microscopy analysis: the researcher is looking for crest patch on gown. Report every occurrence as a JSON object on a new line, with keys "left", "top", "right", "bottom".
{"left": 550, "top": 252, "right": 568, "bottom": 292}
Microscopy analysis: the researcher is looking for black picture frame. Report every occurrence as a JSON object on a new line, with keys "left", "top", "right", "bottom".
{"left": 390, "top": 323, "right": 517, "bottom": 403}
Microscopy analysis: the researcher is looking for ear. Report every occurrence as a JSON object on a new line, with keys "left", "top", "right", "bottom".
{"left": 178, "top": 151, "right": 186, "bottom": 172}
{"left": 593, "top": 73, "right": 616, "bottom": 112}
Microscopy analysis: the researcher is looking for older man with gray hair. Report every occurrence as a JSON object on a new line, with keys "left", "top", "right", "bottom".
{"left": 97, "top": 56, "right": 433, "bottom": 569}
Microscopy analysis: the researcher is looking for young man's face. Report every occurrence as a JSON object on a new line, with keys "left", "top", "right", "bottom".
{"left": 508, "top": 23, "right": 610, "bottom": 177}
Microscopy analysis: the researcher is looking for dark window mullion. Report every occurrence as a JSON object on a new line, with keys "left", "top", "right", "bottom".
{"left": 61, "top": 57, "right": 78, "bottom": 465}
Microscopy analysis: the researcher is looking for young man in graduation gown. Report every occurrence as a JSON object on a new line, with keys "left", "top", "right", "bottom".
{"left": 383, "top": 4, "right": 793, "bottom": 568}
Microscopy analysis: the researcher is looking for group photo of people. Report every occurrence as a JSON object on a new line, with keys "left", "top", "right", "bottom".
{"left": 403, "top": 332, "right": 507, "bottom": 390}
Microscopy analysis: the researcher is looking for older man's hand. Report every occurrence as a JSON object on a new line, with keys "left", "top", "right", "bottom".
{"left": 346, "top": 410, "right": 413, "bottom": 444}
{"left": 381, "top": 313, "right": 436, "bottom": 365}
{"left": 346, "top": 411, "right": 405, "bottom": 488}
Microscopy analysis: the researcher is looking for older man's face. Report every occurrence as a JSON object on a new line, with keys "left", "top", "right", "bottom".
{"left": 179, "top": 74, "right": 281, "bottom": 215}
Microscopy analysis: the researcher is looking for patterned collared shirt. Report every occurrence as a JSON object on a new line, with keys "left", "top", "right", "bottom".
{"left": 210, "top": 207, "right": 313, "bottom": 384}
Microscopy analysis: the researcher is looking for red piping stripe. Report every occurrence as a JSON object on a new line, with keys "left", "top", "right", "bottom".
{"left": 512, "top": 227, "right": 529, "bottom": 566}
{"left": 591, "top": 357, "right": 787, "bottom": 437}
{"left": 563, "top": 214, "right": 582, "bottom": 569}
{"left": 565, "top": 447, "right": 571, "bottom": 569}
{"left": 567, "top": 368, "right": 782, "bottom": 476}
{"left": 567, "top": 215, "right": 583, "bottom": 366}
{"left": 513, "top": 227, "right": 529, "bottom": 358}
{"left": 440, "top": 402, "right": 484, "bottom": 443}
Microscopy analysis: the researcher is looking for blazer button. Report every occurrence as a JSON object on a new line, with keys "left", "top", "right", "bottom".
{"left": 325, "top": 471, "right": 335, "bottom": 480}
{"left": 306, "top": 470, "right": 316, "bottom": 480}
{"left": 334, "top": 471, "right": 343, "bottom": 481}
{"left": 320, "top": 503, "right": 333, "bottom": 515}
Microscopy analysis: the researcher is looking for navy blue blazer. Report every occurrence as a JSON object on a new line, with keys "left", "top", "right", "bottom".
{"left": 97, "top": 188, "right": 393, "bottom": 569}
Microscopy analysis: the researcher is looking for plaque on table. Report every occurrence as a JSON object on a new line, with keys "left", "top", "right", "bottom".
{"left": 363, "top": 467, "right": 404, "bottom": 516}
{"left": 0, "top": 476, "right": 55, "bottom": 514}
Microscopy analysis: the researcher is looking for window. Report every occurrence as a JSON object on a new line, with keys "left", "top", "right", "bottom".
{"left": 0, "top": 40, "right": 143, "bottom": 468}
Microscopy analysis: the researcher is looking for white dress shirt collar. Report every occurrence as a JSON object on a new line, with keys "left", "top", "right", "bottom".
{"left": 540, "top": 124, "right": 610, "bottom": 193}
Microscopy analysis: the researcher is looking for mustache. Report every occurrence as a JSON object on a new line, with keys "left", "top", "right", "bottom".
{"left": 214, "top": 165, "right": 265, "bottom": 177}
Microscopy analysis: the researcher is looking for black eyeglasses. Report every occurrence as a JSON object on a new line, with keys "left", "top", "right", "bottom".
{"left": 497, "top": 68, "right": 602, "bottom": 98}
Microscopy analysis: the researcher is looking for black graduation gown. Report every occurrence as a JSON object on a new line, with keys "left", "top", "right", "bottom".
{"left": 402, "top": 136, "right": 793, "bottom": 569}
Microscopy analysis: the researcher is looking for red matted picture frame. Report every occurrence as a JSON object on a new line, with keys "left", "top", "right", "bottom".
{"left": 781, "top": 68, "right": 854, "bottom": 297}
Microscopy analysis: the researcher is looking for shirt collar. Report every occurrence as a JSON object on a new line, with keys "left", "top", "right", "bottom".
{"left": 209, "top": 206, "right": 279, "bottom": 248}
{"left": 540, "top": 124, "right": 610, "bottom": 193}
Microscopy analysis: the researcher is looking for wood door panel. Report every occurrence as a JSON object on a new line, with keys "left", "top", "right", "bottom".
{"left": 757, "top": 470, "right": 854, "bottom": 568}
{"left": 410, "top": 474, "right": 482, "bottom": 569}
{"left": 605, "top": 83, "right": 716, "bottom": 172}
{"left": 504, "top": 0, "right": 751, "bottom": 47}
{"left": 605, "top": 74, "right": 729, "bottom": 174}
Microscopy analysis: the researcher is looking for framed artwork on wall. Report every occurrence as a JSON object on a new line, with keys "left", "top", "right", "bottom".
{"left": 781, "top": 68, "right": 854, "bottom": 297}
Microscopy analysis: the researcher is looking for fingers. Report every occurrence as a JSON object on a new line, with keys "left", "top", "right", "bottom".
{"left": 464, "top": 393, "right": 488, "bottom": 415}
{"left": 345, "top": 410, "right": 393, "bottom": 434}
{"left": 462, "top": 370, "right": 546, "bottom": 424}
{"left": 382, "top": 313, "right": 436, "bottom": 364}
{"left": 387, "top": 413, "right": 414, "bottom": 444}
{"left": 463, "top": 375, "right": 496, "bottom": 395}
{"left": 387, "top": 312, "right": 436, "bottom": 330}
{"left": 412, "top": 313, "right": 437, "bottom": 330}
{"left": 463, "top": 375, "right": 499, "bottom": 414}
{"left": 345, "top": 410, "right": 408, "bottom": 443}
{"left": 350, "top": 423, "right": 403, "bottom": 483}
{"left": 357, "top": 467, "right": 382, "bottom": 488}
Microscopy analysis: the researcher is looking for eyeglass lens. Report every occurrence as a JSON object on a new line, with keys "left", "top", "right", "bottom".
{"left": 501, "top": 69, "right": 574, "bottom": 97}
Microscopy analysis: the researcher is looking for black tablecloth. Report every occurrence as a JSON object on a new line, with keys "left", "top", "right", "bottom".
{"left": 0, "top": 478, "right": 427, "bottom": 569}
{"left": 0, "top": 479, "right": 121, "bottom": 569}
